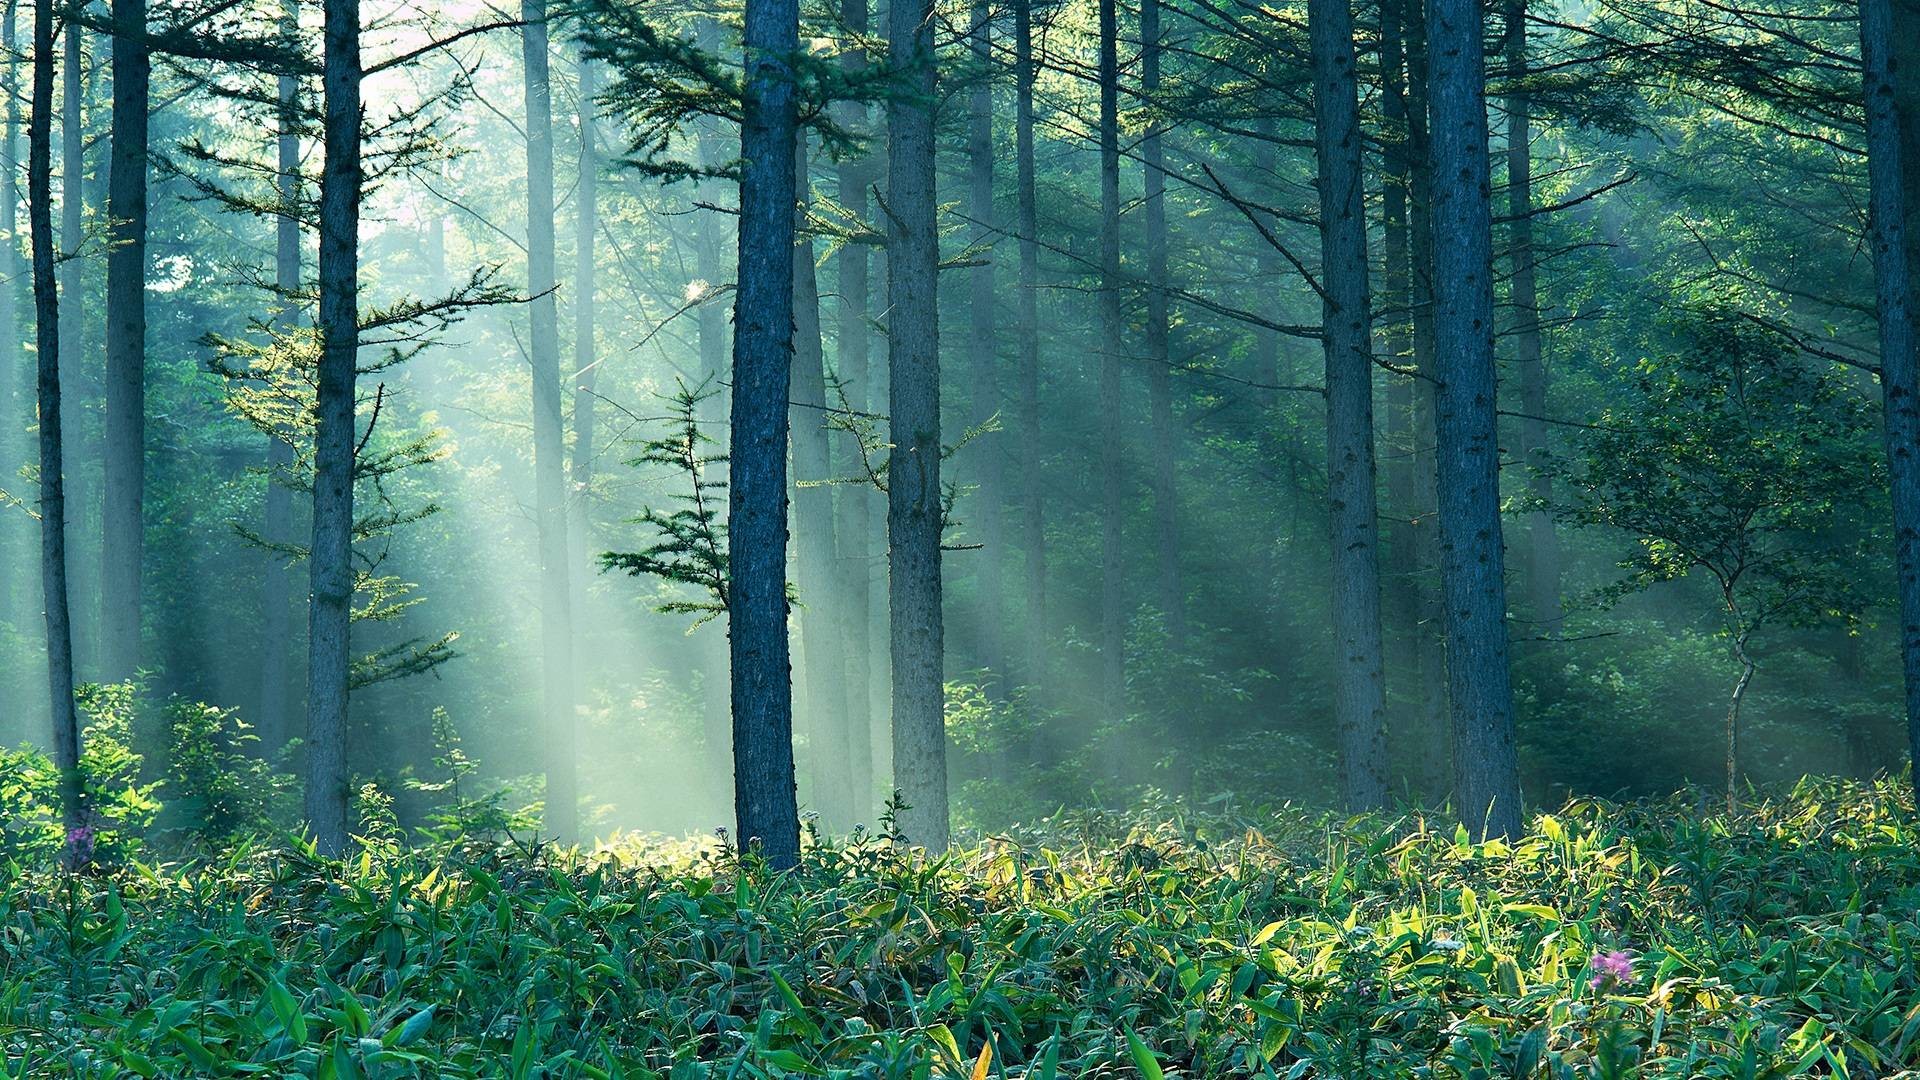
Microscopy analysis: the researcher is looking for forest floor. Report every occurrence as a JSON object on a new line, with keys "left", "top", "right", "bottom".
{"left": 3, "top": 779, "right": 1918, "bottom": 1077}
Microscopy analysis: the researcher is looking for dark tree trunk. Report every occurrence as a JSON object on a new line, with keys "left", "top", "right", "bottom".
{"left": 1141, "top": 0, "right": 1182, "bottom": 644}
{"left": 1427, "top": 0, "right": 1522, "bottom": 839}
{"left": 730, "top": 0, "right": 802, "bottom": 868}
{"left": 98, "top": 0, "right": 145, "bottom": 682}
{"left": 522, "top": 0, "right": 577, "bottom": 843}
{"left": 888, "top": 0, "right": 948, "bottom": 850}
{"left": 1013, "top": 0, "right": 1045, "bottom": 686}
{"left": 57, "top": 5, "right": 86, "bottom": 677}
{"left": 790, "top": 133, "right": 854, "bottom": 833}
{"left": 258, "top": 0, "right": 299, "bottom": 751}
{"left": 1309, "top": 0, "right": 1389, "bottom": 811}
{"left": 966, "top": 0, "right": 1006, "bottom": 688}
{"left": 1503, "top": 0, "right": 1559, "bottom": 634}
{"left": 306, "top": 0, "right": 361, "bottom": 856}
{"left": 1861, "top": 0, "right": 1920, "bottom": 809}
{"left": 1096, "top": 0, "right": 1126, "bottom": 734}
{"left": 31, "top": 0, "right": 79, "bottom": 833}
{"left": 833, "top": 0, "right": 875, "bottom": 820}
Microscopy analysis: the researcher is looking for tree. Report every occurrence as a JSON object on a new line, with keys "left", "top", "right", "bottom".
{"left": 1012, "top": 0, "right": 1045, "bottom": 686}
{"left": 30, "top": 0, "right": 79, "bottom": 834}
{"left": 1861, "top": 0, "right": 1920, "bottom": 808}
{"left": 306, "top": 0, "right": 362, "bottom": 855}
{"left": 1427, "top": 0, "right": 1522, "bottom": 839}
{"left": 98, "top": 0, "right": 146, "bottom": 682}
{"left": 257, "top": 0, "right": 300, "bottom": 753}
{"left": 1095, "top": 0, "right": 1125, "bottom": 737}
{"left": 888, "top": 0, "right": 948, "bottom": 850}
{"left": 965, "top": 0, "right": 1006, "bottom": 686}
{"left": 731, "top": 0, "right": 802, "bottom": 867}
{"left": 1552, "top": 315, "right": 1879, "bottom": 808}
{"left": 1307, "top": 0, "right": 1388, "bottom": 811}
{"left": 521, "top": 0, "right": 578, "bottom": 844}
{"left": 1140, "top": 0, "right": 1181, "bottom": 644}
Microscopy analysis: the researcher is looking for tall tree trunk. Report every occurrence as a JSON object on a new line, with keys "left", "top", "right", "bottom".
{"left": 1096, "top": 0, "right": 1125, "bottom": 734}
{"left": 1141, "top": 0, "right": 1182, "bottom": 643}
{"left": 97, "top": 0, "right": 144, "bottom": 682}
{"left": 521, "top": 0, "right": 577, "bottom": 843}
{"left": 57, "top": 4, "right": 85, "bottom": 676}
{"left": 731, "top": 0, "right": 802, "bottom": 868}
{"left": 1309, "top": 0, "right": 1389, "bottom": 812}
{"left": 834, "top": 0, "right": 875, "bottom": 820}
{"left": 306, "top": 0, "right": 361, "bottom": 856}
{"left": 571, "top": 48, "right": 598, "bottom": 571}
{"left": 1013, "top": 0, "right": 1045, "bottom": 686}
{"left": 0, "top": 0, "right": 20, "bottom": 638}
{"left": 791, "top": 133, "right": 854, "bottom": 833}
{"left": 1894, "top": 0, "right": 1918, "bottom": 299}
{"left": 966, "top": 0, "right": 1006, "bottom": 687}
{"left": 1861, "top": 0, "right": 1920, "bottom": 809}
{"left": 1503, "top": 0, "right": 1558, "bottom": 634}
{"left": 258, "top": 0, "right": 299, "bottom": 751}
{"left": 31, "top": 0, "right": 79, "bottom": 833}
{"left": 691, "top": 27, "right": 732, "bottom": 798}
{"left": 1427, "top": 0, "right": 1522, "bottom": 839}
{"left": 888, "top": 0, "right": 948, "bottom": 850}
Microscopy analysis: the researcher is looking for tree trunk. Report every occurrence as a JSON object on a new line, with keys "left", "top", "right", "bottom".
{"left": 966, "top": 0, "right": 1006, "bottom": 688}
{"left": 833, "top": 0, "right": 875, "bottom": 820}
{"left": 0, "top": 0, "right": 21, "bottom": 640}
{"left": 1427, "top": 0, "right": 1522, "bottom": 839}
{"left": 1013, "top": 0, "right": 1045, "bottom": 687}
{"left": 31, "top": 0, "right": 79, "bottom": 833}
{"left": 98, "top": 0, "right": 145, "bottom": 682}
{"left": 888, "top": 0, "right": 948, "bottom": 850}
{"left": 571, "top": 47, "right": 598, "bottom": 575}
{"left": 306, "top": 0, "right": 361, "bottom": 856}
{"left": 1096, "top": 0, "right": 1126, "bottom": 736}
{"left": 1309, "top": 0, "right": 1389, "bottom": 812}
{"left": 58, "top": 5, "right": 86, "bottom": 677}
{"left": 258, "top": 0, "right": 300, "bottom": 752}
{"left": 1141, "top": 0, "right": 1182, "bottom": 644}
{"left": 1724, "top": 620, "right": 1754, "bottom": 811}
{"left": 1859, "top": 0, "right": 1920, "bottom": 809}
{"left": 730, "top": 0, "right": 802, "bottom": 868}
{"left": 1503, "top": 0, "right": 1559, "bottom": 634}
{"left": 790, "top": 132, "right": 854, "bottom": 833}
{"left": 521, "top": 0, "right": 577, "bottom": 843}
{"left": 692, "top": 28, "right": 733, "bottom": 798}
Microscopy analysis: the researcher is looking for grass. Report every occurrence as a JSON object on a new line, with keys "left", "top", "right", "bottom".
{"left": 3, "top": 778, "right": 1920, "bottom": 1077}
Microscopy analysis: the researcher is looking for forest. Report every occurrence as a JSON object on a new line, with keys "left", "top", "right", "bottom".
{"left": 4, "top": 0, "right": 1920, "bottom": 1071}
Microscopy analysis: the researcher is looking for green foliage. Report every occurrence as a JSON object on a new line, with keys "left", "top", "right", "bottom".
{"left": 5, "top": 782, "right": 1920, "bottom": 1075}
{"left": 162, "top": 697, "right": 294, "bottom": 845}
{"left": 601, "top": 378, "right": 734, "bottom": 629}
{"left": 403, "top": 707, "right": 541, "bottom": 845}
{"left": 0, "top": 685, "right": 162, "bottom": 865}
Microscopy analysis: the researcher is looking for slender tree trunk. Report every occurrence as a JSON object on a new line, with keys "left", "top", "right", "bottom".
{"left": 1309, "top": 0, "right": 1389, "bottom": 812}
{"left": 0, "top": 0, "right": 20, "bottom": 638}
{"left": 571, "top": 48, "right": 598, "bottom": 566}
{"left": 1503, "top": 0, "right": 1558, "bottom": 634}
{"left": 521, "top": 0, "right": 577, "bottom": 843}
{"left": 258, "top": 0, "right": 299, "bottom": 751}
{"left": 1141, "top": 0, "right": 1182, "bottom": 643}
{"left": 691, "top": 30, "right": 733, "bottom": 797}
{"left": 31, "top": 0, "right": 79, "bottom": 833}
{"left": 833, "top": 0, "right": 875, "bottom": 820}
{"left": 791, "top": 133, "right": 854, "bottom": 833}
{"left": 1724, "top": 612, "right": 1753, "bottom": 811}
{"left": 97, "top": 0, "right": 144, "bottom": 682}
{"left": 57, "top": 5, "right": 85, "bottom": 676}
{"left": 1427, "top": 0, "right": 1521, "bottom": 839}
{"left": 306, "top": 0, "right": 361, "bottom": 856}
{"left": 966, "top": 0, "right": 1006, "bottom": 688}
{"left": 1380, "top": 0, "right": 1423, "bottom": 763}
{"left": 1013, "top": 0, "right": 1045, "bottom": 686}
{"left": 731, "top": 0, "right": 802, "bottom": 868}
{"left": 1860, "top": 0, "right": 1920, "bottom": 809}
{"left": 888, "top": 0, "right": 948, "bottom": 850}
{"left": 1096, "top": 0, "right": 1126, "bottom": 734}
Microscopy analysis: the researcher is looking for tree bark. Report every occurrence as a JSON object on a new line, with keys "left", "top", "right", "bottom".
{"left": 833, "top": 0, "right": 875, "bottom": 820}
{"left": 31, "top": 0, "right": 79, "bottom": 833}
{"left": 1503, "top": 0, "right": 1559, "bottom": 634}
{"left": 98, "top": 0, "right": 145, "bottom": 682}
{"left": 258, "top": 0, "right": 299, "bottom": 752}
{"left": 0, "top": 0, "right": 21, "bottom": 638}
{"left": 966, "top": 0, "right": 1006, "bottom": 687}
{"left": 521, "top": 0, "right": 578, "bottom": 844}
{"left": 1427, "top": 0, "right": 1522, "bottom": 839}
{"left": 1860, "top": 0, "right": 1920, "bottom": 810}
{"left": 57, "top": 3, "right": 86, "bottom": 676}
{"left": 731, "top": 0, "right": 802, "bottom": 868}
{"left": 791, "top": 132, "right": 854, "bottom": 833}
{"left": 571, "top": 47, "right": 598, "bottom": 568}
{"left": 692, "top": 23, "right": 733, "bottom": 797}
{"left": 1013, "top": 0, "right": 1045, "bottom": 687}
{"left": 1309, "top": 0, "right": 1389, "bottom": 812}
{"left": 1141, "top": 0, "right": 1182, "bottom": 644}
{"left": 1096, "top": 0, "right": 1126, "bottom": 733}
{"left": 306, "top": 0, "right": 361, "bottom": 856}
{"left": 888, "top": 0, "right": 949, "bottom": 850}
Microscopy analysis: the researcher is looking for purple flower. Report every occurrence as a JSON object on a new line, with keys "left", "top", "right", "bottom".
{"left": 64, "top": 824, "right": 97, "bottom": 867}
{"left": 1588, "top": 950, "right": 1634, "bottom": 992}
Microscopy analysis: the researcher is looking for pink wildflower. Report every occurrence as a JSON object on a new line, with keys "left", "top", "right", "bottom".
{"left": 64, "top": 823, "right": 97, "bottom": 867}
{"left": 1588, "top": 950, "right": 1633, "bottom": 992}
